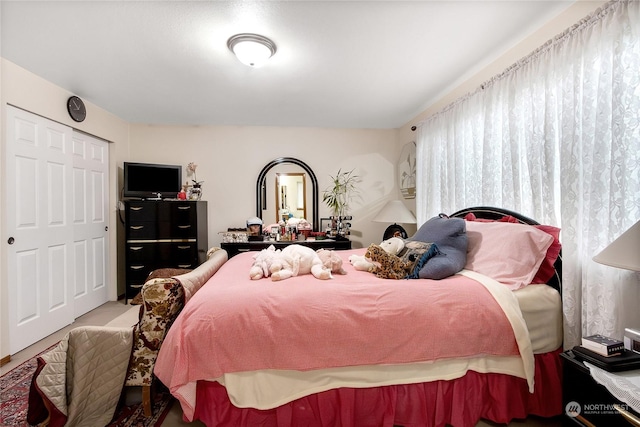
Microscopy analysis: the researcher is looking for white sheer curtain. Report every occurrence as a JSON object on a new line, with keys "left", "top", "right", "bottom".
{"left": 415, "top": 0, "right": 640, "bottom": 348}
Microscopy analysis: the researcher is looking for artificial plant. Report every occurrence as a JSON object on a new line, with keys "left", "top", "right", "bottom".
{"left": 322, "top": 168, "right": 360, "bottom": 218}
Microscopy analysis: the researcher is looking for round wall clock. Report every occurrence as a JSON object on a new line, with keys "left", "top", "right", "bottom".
{"left": 67, "top": 96, "right": 86, "bottom": 122}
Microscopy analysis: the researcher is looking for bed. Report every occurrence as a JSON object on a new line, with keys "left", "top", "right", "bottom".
{"left": 155, "top": 206, "right": 564, "bottom": 427}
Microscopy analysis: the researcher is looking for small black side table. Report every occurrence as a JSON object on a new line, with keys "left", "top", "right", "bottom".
{"left": 561, "top": 349, "right": 640, "bottom": 426}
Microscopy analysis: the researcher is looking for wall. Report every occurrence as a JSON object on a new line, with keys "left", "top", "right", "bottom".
{"left": 128, "top": 124, "right": 405, "bottom": 250}
{"left": 0, "top": 59, "right": 130, "bottom": 359}
{"left": 398, "top": 0, "right": 607, "bottom": 145}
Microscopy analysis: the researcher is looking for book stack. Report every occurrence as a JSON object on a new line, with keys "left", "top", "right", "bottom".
{"left": 581, "top": 334, "right": 625, "bottom": 357}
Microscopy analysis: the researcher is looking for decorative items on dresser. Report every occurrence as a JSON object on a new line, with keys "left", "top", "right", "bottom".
{"left": 221, "top": 237, "right": 351, "bottom": 258}
{"left": 124, "top": 200, "right": 208, "bottom": 302}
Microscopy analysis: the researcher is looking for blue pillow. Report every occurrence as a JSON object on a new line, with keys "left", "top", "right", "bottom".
{"left": 408, "top": 216, "right": 468, "bottom": 279}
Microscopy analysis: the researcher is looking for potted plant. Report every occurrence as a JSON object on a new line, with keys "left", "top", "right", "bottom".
{"left": 323, "top": 169, "right": 359, "bottom": 235}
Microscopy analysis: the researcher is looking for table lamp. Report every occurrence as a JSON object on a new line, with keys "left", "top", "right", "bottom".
{"left": 593, "top": 220, "right": 640, "bottom": 354}
{"left": 593, "top": 220, "right": 640, "bottom": 271}
{"left": 373, "top": 200, "right": 417, "bottom": 240}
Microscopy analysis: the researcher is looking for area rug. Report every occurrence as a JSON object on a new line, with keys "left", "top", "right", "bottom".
{"left": 0, "top": 345, "right": 174, "bottom": 427}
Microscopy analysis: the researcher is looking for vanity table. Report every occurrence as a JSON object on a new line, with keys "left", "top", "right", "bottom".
{"left": 221, "top": 238, "right": 352, "bottom": 258}
{"left": 229, "top": 156, "right": 353, "bottom": 259}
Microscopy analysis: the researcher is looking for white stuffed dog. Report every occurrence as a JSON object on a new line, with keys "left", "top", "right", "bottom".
{"left": 316, "top": 248, "right": 347, "bottom": 275}
{"left": 349, "top": 237, "right": 405, "bottom": 271}
{"left": 270, "top": 244, "right": 331, "bottom": 281}
{"left": 249, "top": 245, "right": 281, "bottom": 280}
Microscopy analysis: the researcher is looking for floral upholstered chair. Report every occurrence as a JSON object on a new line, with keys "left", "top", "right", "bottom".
{"left": 123, "top": 248, "right": 228, "bottom": 416}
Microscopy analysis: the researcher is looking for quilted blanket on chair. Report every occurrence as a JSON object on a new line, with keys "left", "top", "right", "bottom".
{"left": 27, "top": 326, "right": 133, "bottom": 427}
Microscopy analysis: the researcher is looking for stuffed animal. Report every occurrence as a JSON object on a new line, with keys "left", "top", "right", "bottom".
{"left": 286, "top": 217, "right": 302, "bottom": 228}
{"left": 316, "top": 249, "right": 347, "bottom": 275}
{"left": 296, "top": 218, "right": 312, "bottom": 231}
{"left": 380, "top": 237, "right": 405, "bottom": 256}
{"left": 348, "top": 254, "right": 375, "bottom": 271}
{"left": 249, "top": 245, "right": 281, "bottom": 280}
{"left": 364, "top": 244, "right": 412, "bottom": 280}
{"left": 349, "top": 237, "right": 405, "bottom": 271}
{"left": 269, "top": 244, "right": 331, "bottom": 281}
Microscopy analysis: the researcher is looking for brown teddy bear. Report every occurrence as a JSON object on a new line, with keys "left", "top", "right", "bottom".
{"left": 364, "top": 244, "right": 412, "bottom": 280}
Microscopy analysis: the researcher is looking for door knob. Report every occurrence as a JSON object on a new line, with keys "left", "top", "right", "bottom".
{"left": 8, "top": 237, "right": 15, "bottom": 244}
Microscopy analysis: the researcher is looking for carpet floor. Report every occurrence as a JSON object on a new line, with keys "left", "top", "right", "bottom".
{"left": 0, "top": 344, "right": 173, "bottom": 427}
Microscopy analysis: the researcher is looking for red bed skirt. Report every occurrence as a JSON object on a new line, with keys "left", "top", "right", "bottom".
{"left": 191, "top": 349, "right": 563, "bottom": 427}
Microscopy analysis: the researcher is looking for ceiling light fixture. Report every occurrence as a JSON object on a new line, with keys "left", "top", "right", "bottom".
{"left": 227, "top": 33, "right": 277, "bottom": 68}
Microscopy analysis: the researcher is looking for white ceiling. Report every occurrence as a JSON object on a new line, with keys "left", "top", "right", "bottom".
{"left": 1, "top": 1, "right": 574, "bottom": 129}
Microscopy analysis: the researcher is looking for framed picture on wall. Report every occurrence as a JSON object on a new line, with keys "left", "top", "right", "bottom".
{"left": 399, "top": 141, "right": 416, "bottom": 199}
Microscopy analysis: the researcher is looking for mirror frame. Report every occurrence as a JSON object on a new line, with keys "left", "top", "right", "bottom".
{"left": 256, "top": 157, "right": 319, "bottom": 231}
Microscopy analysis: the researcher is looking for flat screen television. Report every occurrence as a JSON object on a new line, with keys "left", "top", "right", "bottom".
{"left": 123, "top": 162, "right": 182, "bottom": 199}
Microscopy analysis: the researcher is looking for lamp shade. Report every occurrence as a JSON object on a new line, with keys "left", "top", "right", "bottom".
{"left": 373, "top": 200, "right": 417, "bottom": 224}
{"left": 593, "top": 220, "right": 640, "bottom": 271}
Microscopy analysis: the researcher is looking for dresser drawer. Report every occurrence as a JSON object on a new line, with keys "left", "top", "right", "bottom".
{"left": 149, "top": 242, "right": 197, "bottom": 268}
{"left": 168, "top": 222, "right": 196, "bottom": 239}
{"left": 126, "top": 243, "right": 157, "bottom": 263}
{"left": 172, "top": 243, "right": 198, "bottom": 268}
{"left": 127, "top": 264, "right": 154, "bottom": 288}
{"left": 171, "top": 203, "right": 198, "bottom": 223}
{"left": 126, "top": 201, "right": 158, "bottom": 223}
{"left": 156, "top": 201, "right": 197, "bottom": 221}
{"left": 127, "top": 222, "right": 158, "bottom": 239}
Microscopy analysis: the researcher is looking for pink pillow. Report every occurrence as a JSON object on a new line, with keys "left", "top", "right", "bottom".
{"left": 463, "top": 213, "right": 561, "bottom": 284}
{"left": 530, "top": 225, "right": 561, "bottom": 283}
{"left": 464, "top": 221, "right": 554, "bottom": 290}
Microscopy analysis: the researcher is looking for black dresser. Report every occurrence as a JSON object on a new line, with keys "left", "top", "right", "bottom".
{"left": 124, "top": 200, "right": 208, "bottom": 301}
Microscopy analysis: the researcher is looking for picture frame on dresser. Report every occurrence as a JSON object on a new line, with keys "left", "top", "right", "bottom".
{"left": 320, "top": 217, "right": 331, "bottom": 233}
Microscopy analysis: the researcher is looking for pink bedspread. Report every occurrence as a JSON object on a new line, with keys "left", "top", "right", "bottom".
{"left": 155, "top": 248, "right": 523, "bottom": 421}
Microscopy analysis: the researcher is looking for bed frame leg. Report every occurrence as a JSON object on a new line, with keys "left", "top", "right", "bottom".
{"left": 142, "top": 385, "right": 153, "bottom": 417}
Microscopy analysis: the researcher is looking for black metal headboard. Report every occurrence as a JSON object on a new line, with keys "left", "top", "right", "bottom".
{"left": 449, "top": 206, "right": 562, "bottom": 294}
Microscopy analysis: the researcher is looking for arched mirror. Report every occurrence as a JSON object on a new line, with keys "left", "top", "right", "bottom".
{"left": 256, "top": 157, "right": 318, "bottom": 231}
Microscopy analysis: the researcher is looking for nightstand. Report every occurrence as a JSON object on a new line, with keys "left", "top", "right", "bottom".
{"left": 561, "top": 349, "right": 640, "bottom": 426}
